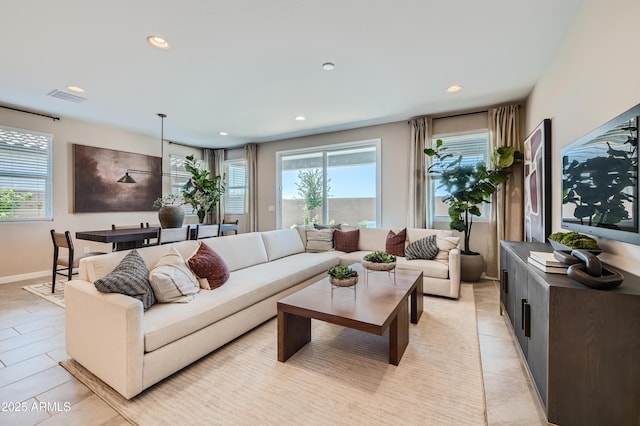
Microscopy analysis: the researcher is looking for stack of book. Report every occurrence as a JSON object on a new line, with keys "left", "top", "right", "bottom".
{"left": 527, "top": 251, "right": 568, "bottom": 274}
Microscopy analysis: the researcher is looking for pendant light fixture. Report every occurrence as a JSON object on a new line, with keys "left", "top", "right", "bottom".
{"left": 117, "top": 113, "right": 168, "bottom": 183}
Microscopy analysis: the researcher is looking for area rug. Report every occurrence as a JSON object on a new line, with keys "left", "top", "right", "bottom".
{"left": 61, "top": 284, "right": 486, "bottom": 425}
{"left": 23, "top": 281, "right": 65, "bottom": 308}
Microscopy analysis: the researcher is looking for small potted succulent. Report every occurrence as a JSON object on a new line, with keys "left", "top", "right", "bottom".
{"left": 327, "top": 265, "right": 359, "bottom": 287}
{"left": 362, "top": 251, "right": 397, "bottom": 271}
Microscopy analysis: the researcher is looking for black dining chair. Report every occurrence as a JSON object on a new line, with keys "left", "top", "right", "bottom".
{"left": 157, "top": 225, "right": 191, "bottom": 245}
{"left": 194, "top": 224, "right": 219, "bottom": 239}
{"left": 50, "top": 230, "right": 106, "bottom": 293}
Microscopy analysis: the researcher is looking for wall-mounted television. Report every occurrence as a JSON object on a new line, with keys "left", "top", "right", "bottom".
{"left": 561, "top": 103, "right": 639, "bottom": 246}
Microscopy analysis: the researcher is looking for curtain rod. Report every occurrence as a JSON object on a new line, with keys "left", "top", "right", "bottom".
{"left": 167, "top": 140, "right": 202, "bottom": 150}
{"left": 0, "top": 105, "right": 60, "bottom": 121}
{"left": 409, "top": 103, "right": 521, "bottom": 123}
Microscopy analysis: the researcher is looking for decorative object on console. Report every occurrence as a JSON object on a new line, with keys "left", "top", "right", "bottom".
{"left": 182, "top": 154, "right": 226, "bottom": 224}
{"left": 74, "top": 144, "right": 161, "bottom": 212}
{"left": 153, "top": 194, "right": 186, "bottom": 228}
{"left": 561, "top": 103, "right": 639, "bottom": 246}
{"left": 566, "top": 249, "right": 623, "bottom": 289}
{"left": 527, "top": 251, "right": 568, "bottom": 274}
{"left": 362, "top": 251, "right": 397, "bottom": 271}
{"left": 425, "top": 139, "right": 523, "bottom": 282}
{"left": 523, "top": 119, "right": 552, "bottom": 243}
{"left": 548, "top": 231, "right": 601, "bottom": 253}
{"left": 327, "top": 265, "right": 358, "bottom": 287}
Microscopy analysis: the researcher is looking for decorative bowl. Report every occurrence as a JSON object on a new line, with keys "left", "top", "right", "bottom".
{"left": 548, "top": 239, "right": 602, "bottom": 255}
{"left": 329, "top": 276, "right": 359, "bottom": 287}
{"left": 362, "top": 259, "right": 396, "bottom": 271}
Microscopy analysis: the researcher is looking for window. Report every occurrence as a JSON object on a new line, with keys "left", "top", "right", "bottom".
{"left": 430, "top": 132, "right": 489, "bottom": 220}
{"left": 224, "top": 158, "right": 247, "bottom": 214}
{"left": 169, "top": 154, "right": 194, "bottom": 216}
{"left": 277, "top": 139, "right": 381, "bottom": 229}
{"left": 0, "top": 125, "right": 53, "bottom": 221}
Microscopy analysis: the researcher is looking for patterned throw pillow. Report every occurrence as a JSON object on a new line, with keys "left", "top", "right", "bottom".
{"left": 149, "top": 246, "right": 200, "bottom": 303}
{"left": 405, "top": 235, "right": 439, "bottom": 260}
{"left": 334, "top": 229, "right": 359, "bottom": 253}
{"left": 386, "top": 228, "right": 407, "bottom": 257}
{"left": 187, "top": 242, "right": 230, "bottom": 290}
{"left": 305, "top": 229, "right": 335, "bottom": 252}
{"left": 94, "top": 249, "right": 156, "bottom": 310}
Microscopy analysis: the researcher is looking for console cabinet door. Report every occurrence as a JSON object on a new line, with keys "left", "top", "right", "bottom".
{"left": 526, "top": 272, "right": 549, "bottom": 408}
{"left": 513, "top": 257, "right": 529, "bottom": 353}
{"left": 502, "top": 250, "right": 519, "bottom": 327}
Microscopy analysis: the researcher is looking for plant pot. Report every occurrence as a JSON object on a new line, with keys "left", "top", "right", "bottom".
{"left": 461, "top": 253, "right": 484, "bottom": 282}
{"left": 158, "top": 206, "right": 185, "bottom": 229}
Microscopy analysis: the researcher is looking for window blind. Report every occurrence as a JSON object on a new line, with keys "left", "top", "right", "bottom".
{"left": 225, "top": 159, "right": 247, "bottom": 214}
{"left": 0, "top": 125, "right": 52, "bottom": 221}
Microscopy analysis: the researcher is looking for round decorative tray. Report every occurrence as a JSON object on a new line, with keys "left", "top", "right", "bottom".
{"left": 362, "top": 259, "right": 396, "bottom": 271}
{"left": 329, "top": 276, "right": 359, "bottom": 287}
{"left": 548, "top": 239, "right": 602, "bottom": 255}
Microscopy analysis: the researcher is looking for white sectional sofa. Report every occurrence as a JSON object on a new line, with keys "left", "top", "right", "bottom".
{"left": 65, "top": 227, "right": 460, "bottom": 399}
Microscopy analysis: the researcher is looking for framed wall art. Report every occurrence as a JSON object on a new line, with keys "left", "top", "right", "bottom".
{"left": 73, "top": 144, "right": 162, "bottom": 212}
{"left": 523, "top": 119, "right": 551, "bottom": 242}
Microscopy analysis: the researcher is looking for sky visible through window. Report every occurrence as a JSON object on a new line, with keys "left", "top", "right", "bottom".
{"left": 281, "top": 164, "right": 376, "bottom": 199}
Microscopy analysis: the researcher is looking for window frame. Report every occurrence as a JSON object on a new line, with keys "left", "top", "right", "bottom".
{"left": 275, "top": 138, "right": 382, "bottom": 229}
{"left": 0, "top": 124, "right": 53, "bottom": 222}
{"left": 224, "top": 157, "right": 248, "bottom": 215}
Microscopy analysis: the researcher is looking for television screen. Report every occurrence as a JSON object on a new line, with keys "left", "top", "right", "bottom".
{"left": 561, "top": 104, "right": 639, "bottom": 245}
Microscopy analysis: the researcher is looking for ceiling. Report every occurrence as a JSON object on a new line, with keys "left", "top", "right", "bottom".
{"left": 0, "top": 0, "right": 585, "bottom": 149}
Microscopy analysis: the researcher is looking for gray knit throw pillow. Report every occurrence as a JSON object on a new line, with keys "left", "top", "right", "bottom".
{"left": 94, "top": 249, "right": 156, "bottom": 310}
{"left": 405, "top": 234, "right": 439, "bottom": 260}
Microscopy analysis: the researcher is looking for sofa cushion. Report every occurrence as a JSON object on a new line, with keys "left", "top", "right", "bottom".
{"left": 94, "top": 249, "right": 156, "bottom": 310}
{"left": 149, "top": 246, "right": 200, "bottom": 302}
{"left": 386, "top": 228, "right": 406, "bottom": 257}
{"left": 200, "top": 232, "right": 268, "bottom": 272}
{"left": 260, "top": 229, "right": 304, "bottom": 261}
{"left": 305, "top": 229, "right": 334, "bottom": 252}
{"left": 396, "top": 257, "right": 450, "bottom": 279}
{"left": 358, "top": 228, "right": 391, "bottom": 251}
{"left": 435, "top": 235, "right": 460, "bottom": 265}
{"left": 143, "top": 251, "right": 340, "bottom": 352}
{"left": 405, "top": 235, "right": 439, "bottom": 260}
{"left": 334, "top": 229, "right": 359, "bottom": 253}
{"left": 187, "top": 242, "right": 230, "bottom": 290}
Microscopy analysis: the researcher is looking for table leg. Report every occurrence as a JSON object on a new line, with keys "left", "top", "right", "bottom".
{"left": 277, "top": 309, "right": 311, "bottom": 362}
{"left": 389, "top": 302, "right": 409, "bottom": 365}
{"left": 411, "top": 277, "right": 423, "bottom": 324}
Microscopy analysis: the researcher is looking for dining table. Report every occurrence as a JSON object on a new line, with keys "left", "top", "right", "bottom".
{"left": 76, "top": 226, "right": 160, "bottom": 251}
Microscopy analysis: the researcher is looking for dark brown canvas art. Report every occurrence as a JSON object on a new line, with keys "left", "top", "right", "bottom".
{"left": 73, "top": 144, "right": 161, "bottom": 212}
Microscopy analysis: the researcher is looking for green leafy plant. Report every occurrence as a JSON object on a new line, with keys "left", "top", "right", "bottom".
{"left": 296, "top": 169, "right": 331, "bottom": 225}
{"left": 548, "top": 231, "right": 600, "bottom": 250}
{"left": 425, "top": 139, "right": 523, "bottom": 255}
{"left": 152, "top": 193, "right": 185, "bottom": 209}
{"left": 327, "top": 265, "right": 358, "bottom": 279}
{"left": 181, "top": 155, "right": 226, "bottom": 223}
{"left": 0, "top": 188, "right": 33, "bottom": 220}
{"left": 363, "top": 251, "right": 396, "bottom": 263}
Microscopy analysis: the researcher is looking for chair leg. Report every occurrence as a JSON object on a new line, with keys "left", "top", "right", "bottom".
{"left": 52, "top": 248, "right": 58, "bottom": 293}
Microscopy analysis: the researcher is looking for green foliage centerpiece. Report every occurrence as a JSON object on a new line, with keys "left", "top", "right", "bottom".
{"left": 362, "top": 251, "right": 397, "bottom": 271}
{"left": 327, "top": 265, "right": 359, "bottom": 287}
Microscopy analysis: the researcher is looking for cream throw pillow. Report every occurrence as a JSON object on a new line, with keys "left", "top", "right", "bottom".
{"left": 149, "top": 246, "right": 200, "bottom": 303}
{"left": 305, "top": 229, "right": 334, "bottom": 252}
{"left": 434, "top": 235, "right": 460, "bottom": 265}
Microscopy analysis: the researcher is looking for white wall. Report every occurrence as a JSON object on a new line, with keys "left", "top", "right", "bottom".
{"left": 526, "top": 0, "right": 640, "bottom": 272}
{"left": 0, "top": 108, "right": 200, "bottom": 281}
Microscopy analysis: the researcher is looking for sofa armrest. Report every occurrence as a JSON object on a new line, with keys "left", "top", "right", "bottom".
{"left": 448, "top": 248, "right": 461, "bottom": 297}
{"left": 65, "top": 280, "right": 145, "bottom": 399}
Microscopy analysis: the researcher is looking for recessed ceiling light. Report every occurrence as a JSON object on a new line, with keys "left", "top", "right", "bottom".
{"left": 295, "top": 116, "right": 307, "bottom": 121}
{"left": 219, "top": 131, "right": 228, "bottom": 136}
{"left": 147, "top": 35, "right": 170, "bottom": 49}
{"left": 447, "top": 85, "right": 462, "bottom": 93}
{"left": 66, "top": 85, "right": 85, "bottom": 93}
{"left": 322, "top": 62, "right": 335, "bottom": 71}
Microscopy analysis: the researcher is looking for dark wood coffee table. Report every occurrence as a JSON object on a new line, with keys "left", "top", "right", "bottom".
{"left": 277, "top": 264, "right": 423, "bottom": 365}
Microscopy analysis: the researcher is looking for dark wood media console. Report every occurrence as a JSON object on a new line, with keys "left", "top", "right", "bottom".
{"left": 500, "top": 241, "right": 640, "bottom": 426}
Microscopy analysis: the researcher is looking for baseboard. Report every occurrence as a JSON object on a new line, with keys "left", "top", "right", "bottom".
{"left": 0, "top": 270, "right": 49, "bottom": 285}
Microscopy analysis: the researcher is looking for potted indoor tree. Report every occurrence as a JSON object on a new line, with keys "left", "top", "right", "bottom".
{"left": 181, "top": 155, "right": 226, "bottom": 224}
{"left": 425, "top": 139, "right": 523, "bottom": 281}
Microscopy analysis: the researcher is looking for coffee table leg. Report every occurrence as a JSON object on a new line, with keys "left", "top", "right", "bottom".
{"left": 411, "top": 276, "right": 424, "bottom": 324}
{"left": 389, "top": 302, "right": 409, "bottom": 365}
{"left": 278, "top": 310, "right": 311, "bottom": 362}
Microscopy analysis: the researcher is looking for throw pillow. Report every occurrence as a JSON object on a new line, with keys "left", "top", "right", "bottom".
{"left": 386, "top": 228, "right": 407, "bottom": 257}
{"left": 405, "top": 234, "right": 439, "bottom": 260}
{"left": 314, "top": 223, "right": 342, "bottom": 230}
{"left": 305, "top": 229, "right": 334, "bottom": 252}
{"left": 434, "top": 235, "right": 460, "bottom": 265}
{"left": 334, "top": 229, "right": 359, "bottom": 253}
{"left": 94, "top": 249, "right": 156, "bottom": 310}
{"left": 187, "top": 242, "right": 230, "bottom": 290}
{"left": 149, "top": 246, "right": 200, "bottom": 303}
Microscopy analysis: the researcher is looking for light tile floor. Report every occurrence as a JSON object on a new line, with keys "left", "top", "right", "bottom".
{"left": 0, "top": 277, "right": 546, "bottom": 425}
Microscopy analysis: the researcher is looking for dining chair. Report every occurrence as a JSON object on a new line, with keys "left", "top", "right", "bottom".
{"left": 50, "top": 229, "right": 106, "bottom": 293}
{"left": 219, "top": 219, "right": 239, "bottom": 236}
{"left": 157, "top": 225, "right": 191, "bottom": 245}
{"left": 194, "top": 224, "right": 219, "bottom": 239}
{"left": 111, "top": 223, "right": 144, "bottom": 251}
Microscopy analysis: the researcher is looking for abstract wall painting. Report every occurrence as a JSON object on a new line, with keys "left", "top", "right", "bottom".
{"left": 524, "top": 119, "right": 552, "bottom": 242}
{"left": 73, "top": 144, "right": 161, "bottom": 212}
